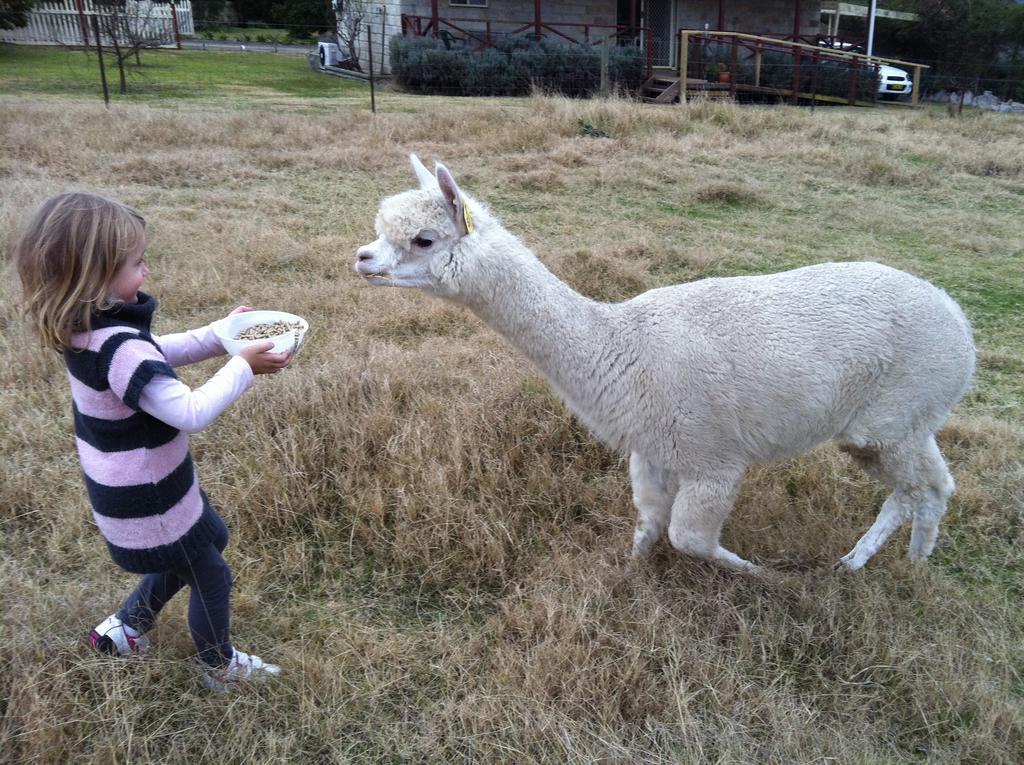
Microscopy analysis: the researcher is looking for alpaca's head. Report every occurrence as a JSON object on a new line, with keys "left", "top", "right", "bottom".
{"left": 355, "top": 155, "right": 482, "bottom": 298}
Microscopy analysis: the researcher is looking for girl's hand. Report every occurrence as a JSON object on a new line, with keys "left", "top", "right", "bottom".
{"left": 229, "top": 305, "right": 255, "bottom": 316}
{"left": 239, "top": 342, "right": 293, "bottom": 375}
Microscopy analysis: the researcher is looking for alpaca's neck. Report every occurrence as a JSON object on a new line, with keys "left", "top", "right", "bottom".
{"left": 458, "top": 232, "right": 620, "bottom": 418}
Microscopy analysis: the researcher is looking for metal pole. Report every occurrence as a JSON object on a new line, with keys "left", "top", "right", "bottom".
{"left": 866, "top": 0, "right": 877, "bottom": 58}
{"left": 91, "top": 14, "right": 110, "bottom": 107}
{"left": 367, "top": 27, "right": 376, "bottom": 113}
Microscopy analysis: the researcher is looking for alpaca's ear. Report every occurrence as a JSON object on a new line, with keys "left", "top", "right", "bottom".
{"left": 436, "top": 162, "right": 469, "bottom": 237}
{"left": 410, "top": 153, "right": 436, "bottom": 190}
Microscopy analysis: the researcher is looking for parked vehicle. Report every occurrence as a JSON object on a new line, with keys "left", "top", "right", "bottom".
{"left": 877, "top": 63, "right": 912, "bottom": 99}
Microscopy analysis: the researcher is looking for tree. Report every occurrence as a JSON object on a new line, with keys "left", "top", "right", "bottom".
{"left": 190, "top": 0, "right": 228, "bottom": 25}
{"left": 231, "top": 0, "right": 275, "bottom": 25}
{"left": 270, "top": 0, "right": 333, "bottom": 40}
{"left": 894, "top": 0, "right": 1022, "bottom": 104}
{"left": 333, "top": 0, "right": 370, "bottom": 71}
{"left": 92, "top": 0, "right": 176, "bottom": 94}
{"left": 0, "top": 0, "right": 37, "bottom": 30}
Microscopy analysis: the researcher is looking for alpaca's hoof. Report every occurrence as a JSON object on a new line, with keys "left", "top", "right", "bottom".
{"left": 832, "top": 556, "right": 861, "bottom": 574}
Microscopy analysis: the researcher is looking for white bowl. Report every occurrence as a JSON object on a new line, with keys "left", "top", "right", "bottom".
{"left": 213, "top": 310, "right": 309, "bottom": 356}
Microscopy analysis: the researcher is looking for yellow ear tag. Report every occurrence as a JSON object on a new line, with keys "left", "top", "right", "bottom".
{"left": 461, "top": 196, "right": 474, "bottom": 234}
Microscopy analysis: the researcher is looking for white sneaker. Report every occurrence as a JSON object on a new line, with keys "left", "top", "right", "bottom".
{"left": 200, "top": 648, "right": 281, "bottom": 693}
{"left": 89, "top": 614, "right": 151, "bottom": 656}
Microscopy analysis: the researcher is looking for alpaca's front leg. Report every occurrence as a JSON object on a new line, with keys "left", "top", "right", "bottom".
{"left": 629, "top": 453, "right": 678, "bottom": 557}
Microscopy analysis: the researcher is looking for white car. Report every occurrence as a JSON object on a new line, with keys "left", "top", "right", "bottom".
{"left": 877, "top": 64, "right": 912, "bottom": 99}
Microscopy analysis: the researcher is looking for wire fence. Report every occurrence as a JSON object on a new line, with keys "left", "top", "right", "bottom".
{"left": 4, "top": 22, "right": 1023, "bottom": 110}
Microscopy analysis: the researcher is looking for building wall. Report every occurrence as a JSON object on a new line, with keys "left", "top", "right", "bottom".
{"left": 361, "top": 0, "right": 404, "bottom": 75}
{"left": 402, "top": 0, "right": 619, "bottom": 30}
{"left": 373, "top": 0, "right": 820, "bottom": 73}
{"left": 370, "top": 0, "right": 618, "bottom": 74}
{"left": 675, "top": 0, "right": 821, "bottom": 36}
{"left": 395, "top": 0, "right": 820, "bottom": 38}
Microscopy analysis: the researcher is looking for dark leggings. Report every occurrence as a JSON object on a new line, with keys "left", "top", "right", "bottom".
{"left": 117, "top": 516, "right": 233, "bottom": 667}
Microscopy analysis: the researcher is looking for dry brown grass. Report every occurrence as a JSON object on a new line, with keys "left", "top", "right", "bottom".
{"left": 1, "top": 91, "right": 1023, "bottom": 764}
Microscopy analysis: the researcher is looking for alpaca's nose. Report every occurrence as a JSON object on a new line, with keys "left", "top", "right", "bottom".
{"left": 355, "top": 246, "right": 377, "bottom": 273}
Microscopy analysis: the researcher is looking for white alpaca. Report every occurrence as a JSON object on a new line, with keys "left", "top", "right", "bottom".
{"left": 354, "top": 155, "right": 976, "bottom": 572}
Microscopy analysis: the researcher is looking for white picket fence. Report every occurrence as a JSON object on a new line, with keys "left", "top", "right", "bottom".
{"left": 0, "top": 0, "right": 194, "bottom": 46}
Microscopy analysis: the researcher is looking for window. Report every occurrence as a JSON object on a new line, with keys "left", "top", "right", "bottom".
{"left": 450, "top": 0, "right": 487, "bottom": 7}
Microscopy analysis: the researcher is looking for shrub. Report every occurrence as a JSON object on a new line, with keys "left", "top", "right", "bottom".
{"left": 390, "top": 35, "right": 645, "bottom": 98}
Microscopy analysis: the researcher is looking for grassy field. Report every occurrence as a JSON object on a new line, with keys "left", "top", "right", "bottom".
{"left": 0, "top": 44, "right": 363, "bottom": 102}
{"left": 2, "top": 47, "right": 1023, "bottom": 764}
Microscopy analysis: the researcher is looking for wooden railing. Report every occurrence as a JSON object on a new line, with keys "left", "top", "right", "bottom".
{"left": 678, "top": 30, "right": 928, "bottom": 107}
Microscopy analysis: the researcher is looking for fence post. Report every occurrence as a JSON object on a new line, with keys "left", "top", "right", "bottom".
{"left": 912, "top": 65, "right": 921, "bottom": 107}
{"left": 600, "top": 36, "right": 609, "bottom": 97}
{"left": 791, "top": 41, "right": 800, "bottom": 104}
{"left": 810, "top": 49, "right": 819, "bottom": 110}
{"left": 380, "top": 5, "right": 386, "bottom": 76}
{"left": 679, "top": 30, "right": 688, "bottom": 105}
{"left": 367, "top": 26, "right": 376, "bottom": 113}
{"left": 729, "top": 35, "right": 737, "bottom": 98}
{"left": 74, "top": 0, "right": 90, "bottom": 47}
{"left": 169, "top": 0, "right": 181, "bottom": 49}
{"left": 91, "top": 14, "right": 109, "bottom": 108}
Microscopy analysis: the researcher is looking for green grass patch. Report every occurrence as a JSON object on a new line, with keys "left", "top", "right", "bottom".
{"left": 0, "top": 44, "right": 365, "bottom": 101}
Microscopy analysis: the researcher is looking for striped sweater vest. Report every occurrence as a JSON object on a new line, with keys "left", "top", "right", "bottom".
{"left": 64, "top": 292, "right": 222, "bottom": 574}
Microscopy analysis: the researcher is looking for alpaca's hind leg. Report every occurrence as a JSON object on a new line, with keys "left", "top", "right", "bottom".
{"left": 667, "top": 470, "right": 759, "bottom": 572}
{"left": 836, "top": 434, "right": 954, "bottom": 572}
{"left": 629, "top": 453, "right": 677, "bottom": 558}
{"left": 908, "top": 437, "right": 955, "bottom": 562}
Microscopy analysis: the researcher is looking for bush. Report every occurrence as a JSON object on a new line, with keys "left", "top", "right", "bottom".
{"left": 390, "top": 35, "right": 645, "bottom": 98}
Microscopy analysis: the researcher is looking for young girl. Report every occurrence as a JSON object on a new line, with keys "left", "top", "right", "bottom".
{"left": 13, "top": 191, "right": 292, "bottom": 692}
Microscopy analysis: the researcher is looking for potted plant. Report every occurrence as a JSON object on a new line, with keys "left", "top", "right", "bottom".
{"left": 718, "top": 65, "right": 731, "bottom": 84}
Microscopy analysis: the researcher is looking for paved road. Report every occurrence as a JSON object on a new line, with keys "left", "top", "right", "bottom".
{"left": 180, "top": 39, "right": 314, "bottom": 56}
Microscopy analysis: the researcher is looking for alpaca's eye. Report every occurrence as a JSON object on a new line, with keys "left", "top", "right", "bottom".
{"left": 412, "top": 236, "right": 433, "bottom": 249}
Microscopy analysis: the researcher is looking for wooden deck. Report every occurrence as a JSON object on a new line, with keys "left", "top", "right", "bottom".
{"left": 642, "top": 74, "right": 879, "bottom": 107}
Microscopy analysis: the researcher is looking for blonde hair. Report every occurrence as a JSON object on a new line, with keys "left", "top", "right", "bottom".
{"left": 12, "top": 192, "right": 146, "bottom": 352}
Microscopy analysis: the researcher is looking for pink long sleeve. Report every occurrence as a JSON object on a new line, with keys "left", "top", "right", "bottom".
{"left": 137, "top": 355, "right": 253, "bottom": 433}
{"left": 155, "top": 324, "right": 225, "bottom": 367}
